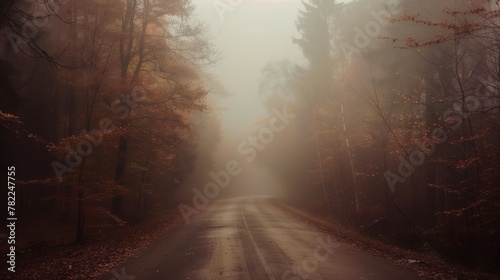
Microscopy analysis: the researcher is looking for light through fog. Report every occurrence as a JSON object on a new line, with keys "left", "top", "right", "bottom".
{"left": 192, "top": 0, "right": 353, "bottom": 136}
{"left": 3, "top": 1, "right": 500, "bottom": 277}
{"left": 190, "top": 0, "right": 307, "bottom": 196}
{"left": 193, "top": 0, "right": 302, "bottom": 134}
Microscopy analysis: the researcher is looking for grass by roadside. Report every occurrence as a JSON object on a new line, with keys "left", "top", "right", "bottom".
{"left": 272, "top": 199, "right": 499, "bottom": 280}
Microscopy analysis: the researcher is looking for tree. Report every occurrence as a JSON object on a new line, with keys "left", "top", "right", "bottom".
{"left": 390, "top": 1, "right": 500, "bottom": 264}
{"left": 111, "top": 0, "right": 213, "bottom": 216}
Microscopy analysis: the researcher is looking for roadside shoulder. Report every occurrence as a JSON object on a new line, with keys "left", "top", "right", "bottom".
{"left": 272, "top": 199, "right": 499, "bottom": 280}
{"left": 11, "top": 209, "right": 184, "bottom": 280}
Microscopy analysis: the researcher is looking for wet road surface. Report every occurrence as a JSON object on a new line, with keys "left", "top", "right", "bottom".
{"left": 99, "top": 196, "right": 421, "bottom": 280}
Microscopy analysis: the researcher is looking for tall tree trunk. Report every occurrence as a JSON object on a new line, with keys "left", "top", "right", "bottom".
{"left": 112, "top": 120, "right": 128, "bottom": 216}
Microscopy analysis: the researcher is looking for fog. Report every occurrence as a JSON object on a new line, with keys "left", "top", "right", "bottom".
{"left": 173, "top": 0, "right": 500, "bottom": 229}
{"left": 1, "top": 0, "right": 499, "bottom": 272}
{"left": 181, "top": 0, "right": 305, "bottom": 198}
{"left": 193, "top": 0, "right": 303, "bottom": 133}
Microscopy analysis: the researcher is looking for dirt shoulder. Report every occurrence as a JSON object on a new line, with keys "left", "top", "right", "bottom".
{"left": 272, "top": 199, "right": 499, "bottom": 280}
{"left": 3, "top": 208, "right": 184, "bottom": 280}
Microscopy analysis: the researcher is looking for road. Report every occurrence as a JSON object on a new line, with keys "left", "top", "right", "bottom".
{"left": 99, "top": 196, "right": 421, "bottom": 280}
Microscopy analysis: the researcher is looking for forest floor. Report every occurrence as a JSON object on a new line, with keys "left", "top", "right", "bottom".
{"left": 3, "top": 199, "right": 499, "bottom": 280}
{"left": 2, "top": 207, "right": 184, "bottom": 280}
{"left": 273, "top": 199, "right": 500, "bottom": 280}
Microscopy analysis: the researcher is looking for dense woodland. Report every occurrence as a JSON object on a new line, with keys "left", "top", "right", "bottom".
{"left": 0, "top": 0, "right": 219, "bottom": 243}
{"left": 1, "top": 0, "right": 499, "bottom": 275}
{"left": 258, "top": 0, "right": 500, "bottom": 271}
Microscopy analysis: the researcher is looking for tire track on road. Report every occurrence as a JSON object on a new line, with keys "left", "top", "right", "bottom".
{"left": 236, "top": 232, "right": 252, "bottom": 280}
{"left": 240, "top": 201, "right": 277, "bottom": 280}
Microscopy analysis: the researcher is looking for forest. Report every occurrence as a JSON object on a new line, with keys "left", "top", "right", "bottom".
{"left": 1, "top": 0, "right": 499, "bottom": 279}
{"left": 1, "top": 0, "right": 219, "bottom": 239}
{"left": 255, "top": 0, "right": 500, "bottom": 272}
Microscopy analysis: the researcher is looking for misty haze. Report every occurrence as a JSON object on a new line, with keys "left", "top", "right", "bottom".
{"left": 1, "top": 0, "right": 499, "bottom": 279}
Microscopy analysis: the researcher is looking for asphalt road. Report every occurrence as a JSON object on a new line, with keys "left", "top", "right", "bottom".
{"left": 98, "top": 196, "right": 421, "bottom": 280}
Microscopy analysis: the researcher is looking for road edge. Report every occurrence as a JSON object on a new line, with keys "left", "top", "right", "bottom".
{"left": 271, "top": 198, "right": 499, "bottom": 280}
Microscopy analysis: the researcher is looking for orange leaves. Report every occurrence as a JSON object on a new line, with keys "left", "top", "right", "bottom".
{"left": 443, "top": 7, "right": 487, "bottom": 16}
{"left": 438, "top": 208, "right": 466, "bottom": 218}
{"left": 1, "top": 111, "right": 54, "bottom": 149}
{"left": 455, "top": 156, "right": 481, "bottom": 170}
{"left": 0, "top": 111, "right": 21, "bottom": 122}
{"left": 0, "top": 111, "right": 23, "bottom": 131}
{"left": 390, "top": 6, "right": 489, "bottom": 50}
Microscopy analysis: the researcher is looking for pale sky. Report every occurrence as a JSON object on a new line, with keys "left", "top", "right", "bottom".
{"left": 191, "top": 0, "right": 308, "bottom": 195}
{"left": 192, "top": 0, "right": 304, "bottom": 138}
{"left": 189, "top": 0, "right": 354, "bottom": 194}
{"left": 192, "top": 0, "right": 353, "bottom": 138}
